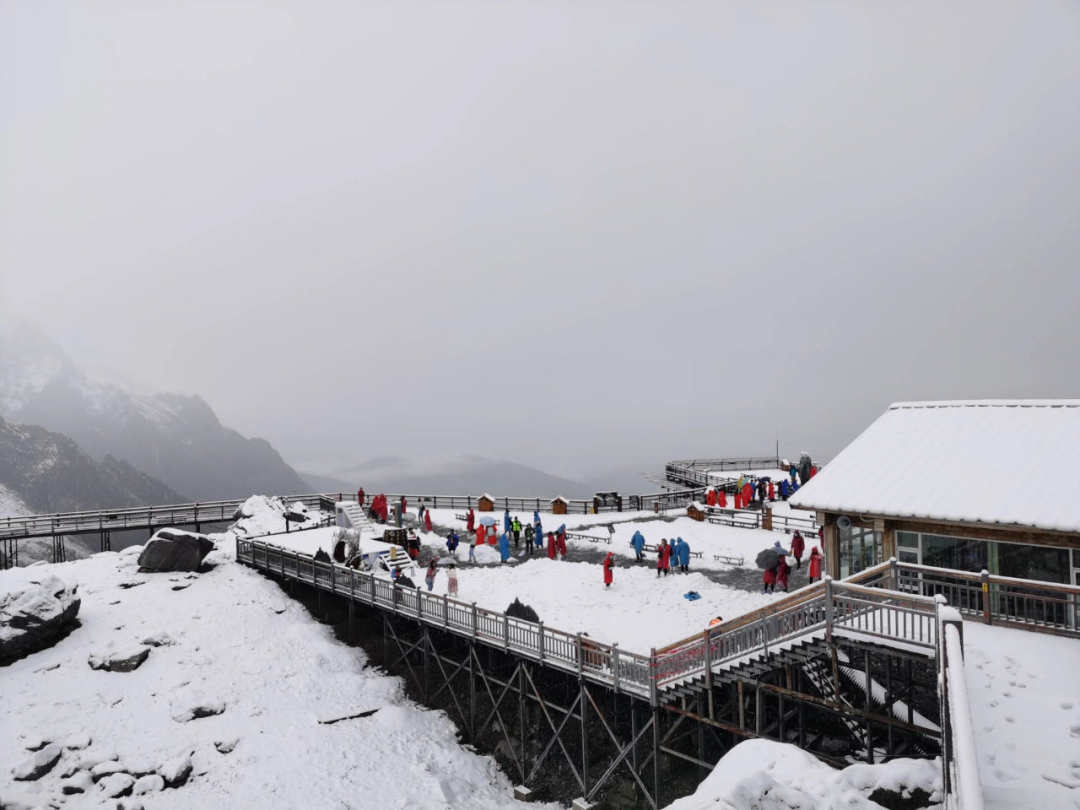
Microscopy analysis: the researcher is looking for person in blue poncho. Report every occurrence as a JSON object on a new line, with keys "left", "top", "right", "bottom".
{"left": 534, "top": 519, "right": 543, "bottom": 548}
{"left": 504, "top": 509, "right": 511, "bottom": 533}
{"left": 676, "top": 537, "right": 691, "bottom": 573}
{"left": 630, "top": 530, "right": 646, "bottom": 562}
{"left": 533, "top": 510, "right": 540, "bottom": 526}
{"left": 498, "top": 531, "right": 511, "bottom": 563}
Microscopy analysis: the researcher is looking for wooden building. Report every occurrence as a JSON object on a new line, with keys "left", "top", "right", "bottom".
{"left": 551, "top": 496, "right": 568, "bottom": 515}
{"left": 790, "top": 400, "right": 1080, "bottom": 588}
{"left": 477, "top": 493, "right": 495, "bottom": 512}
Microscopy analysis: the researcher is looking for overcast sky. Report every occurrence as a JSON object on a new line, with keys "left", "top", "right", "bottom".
{"left": 3, "top": 1, "right": 1079, "bottom": 481}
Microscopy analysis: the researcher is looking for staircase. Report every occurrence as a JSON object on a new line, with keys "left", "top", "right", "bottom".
{"left": 337, "top": 502, "right": 375, "bottom": 533}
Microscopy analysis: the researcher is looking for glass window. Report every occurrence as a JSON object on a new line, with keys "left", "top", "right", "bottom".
{"left": 838, "top": 524, "right": 882, "bottom": 577}
{"left": 922, "top": 534, "right": 987, "bottom": 573}
{"left": 996, "top": 543, "right": 1070, "bottom": 584}
{"left": 899, "top": 548, "right": 919, "bottom": 564}
{"left": 897, "top": 531, "right": 919, "bottom": 550}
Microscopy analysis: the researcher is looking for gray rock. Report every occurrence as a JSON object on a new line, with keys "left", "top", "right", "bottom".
{"left": 98, "top": 772, "right": 135, "bottom": 797}
{"left": 132, "top": 773, "right": 164, "bottom": 795}
{"left": 214, "top": 737, "right": 239, "bottom": 754}
{"left": 123, "top": 758, "right": 157, "bottom": 777}
{"left": 61, "top": 770, "right": 94, "bottom": 794}
{"left": 158, "top": 754, "right": 192, "bottom": 787}
{"left": 63, "top": 731, "right": 92, "bottom": 750}
{"left": 23, "top": 736, "right": 51, "bottom": 752}
{"left": 12, "top": 743, "right": 62, "bottom": 781}
{"left": 0, "top": 575, "right": 81, "bottom": 664}
{"left": 171, "top": 700, "right": 225, "bottom": 722}
{"left": 65, "top": 751, "right": 118, "bottom": 776}
{"left": 137, "top": 529, "right": 213, "bottom": 572}
{"left": 117, "top": 800, "right": 145, "bottom": 810}
{"left": 88, "top": 646, "right": 150, "bottom": 672}
{"left": 140, "top": 632, "right": 175, "bottom": 647}
{"left": 91, "top": 760, "right": 125, "bottom": 780}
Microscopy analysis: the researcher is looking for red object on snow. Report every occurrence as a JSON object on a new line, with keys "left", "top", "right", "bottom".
{"left": 658, "top": 542, "right": 671, "bottom": 571}
{"left": 791, "top": 532, "right": 805, "bottom": 561}
{"left": 424, "top": 510, "right": 433, "bottom": 533}
{"left": 763, "top": 567, "right": 776, "bottom": 586}
{"left": 475, "top": 526, "right": 485, "bottom": 548}
{"left": 556, "top": 535, "right": 567, "bottom": 558}
{"left": 705, "top": 489, "right": 717, "bottom": 507}
{"left": 357, "top": 488, "right": 365, "bottom": 506}
{"left": 603, "top": 552, "right": 614, "bottom": 586}
{"left": 487, "top": 526, "right": 497, "bottom": 546}
{"left": 776, "top": 558, "right": 790, "bottom": 589}
{"left": 810, "top": 466, "right": 818, "bottom": 478}
{"left": 466, "top": 508, "right": 475, "bottom": 532}
{"left": 767, "top": 481, "right": 775, "bottom": 501}
{"left": 547, "top": 533, "right": 557, "bottom": 559}
{"left": 718, "top": 490, "right": 727, "bottom": 508}
{"left": 809, "top": 548, "right": 822, "bottom": 581}
{"left": 734, "top": 493, "right": 742, "bottom": 510}
{"left": 742, "top": 483, "right": 752, "bottom": 504}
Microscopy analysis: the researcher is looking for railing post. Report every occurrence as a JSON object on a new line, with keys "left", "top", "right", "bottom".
{"left": 889, "top": 556, "right": 898, "bottom": 590}
{"left": 369, "top": 572, "right": 376, "bottom": 604}
{"left": 576, "top": 632, "right": 584, "bottom": 675}
{"left": 443, "top": 593, "right": 449, "bottom": 627}
{"left": 824, "top": 576, "right": 835, "bottom": 644}
{"left": 980, "top": 569, "right": 992, "bottom": 625}
{"left": 612, "top": 643, "right": 620, "bottom": 693}
{"left": 538, "top": 622, "right": 545, "bottom": 661}
{"left": 471, "top": 602, "right": 478, "bottom": 637}
{"left": 503, "top": 615, "right": 510, "bottom": 649}
{"left": 649, "top": 647, "right": 658, "bottom": 707}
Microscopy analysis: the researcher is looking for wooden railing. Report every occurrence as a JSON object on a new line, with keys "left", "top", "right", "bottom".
{"left": 852, "top": 559, "right": 1080, "bottom": 638}
{"left": 938, "top": 610, "right": 985, "bottom": 810}
{"left": 705, "top": 506, "right": 819, "bottom": 535}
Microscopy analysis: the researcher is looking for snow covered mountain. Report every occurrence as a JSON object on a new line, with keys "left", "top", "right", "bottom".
{"left": 0, "top": 321, "right": 309, "bottom": 501}
{"left": 0, "top": 415, "right": 184, "bottom": 513}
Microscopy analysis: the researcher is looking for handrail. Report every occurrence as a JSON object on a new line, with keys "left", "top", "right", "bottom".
{"left": 939, "top": 612, "right": 984, "bottom": 810}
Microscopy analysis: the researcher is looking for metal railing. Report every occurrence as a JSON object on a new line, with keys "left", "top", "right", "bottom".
{"left": 238, "top": 536, "right": 942, "bottom": 706}
{"left": 665, "top": 457, "right": 783, "bottom": 489}
{"left": 938, "top": 612, "right": 984, "bottom": 810}
{"left": 705, "top": 506, "right": 819, "bottom": 535}
{"left": 852, "top": 559, "right": 1080, "bottom": 638}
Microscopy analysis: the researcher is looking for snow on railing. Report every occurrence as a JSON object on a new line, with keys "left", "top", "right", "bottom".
{"left": 938, "top": 608, "right": 984, "bottom": 810}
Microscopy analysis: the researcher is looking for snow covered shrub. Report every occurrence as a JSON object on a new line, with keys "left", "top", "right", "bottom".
{"left": 505, "top": 598, "right": 539, "bottom": 623}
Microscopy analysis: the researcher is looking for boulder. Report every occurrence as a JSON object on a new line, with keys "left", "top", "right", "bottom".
{"left": 137, "top": 529, "right": 214, "bottom": 573}
{"left": 63, "top": 731, "right": 92, "bottom": 750}
{"left": 158, "top": 754, "right": 192, "bottom": 787}
{"left": 0, "top": 575, "right": 81, "bottom": 664}
{"left": 12, "top": 743, "right": 62, "bottom": 781}
{"left": 61, "top": 770, "right": 94, "bottom": 794}
{"left": 132, "top": 774, "right": 164, "bottom": 795}
{"left": 171, "top": 699, "right": 225, "bottom": 723}
{"left": 91, "top": 760, "right": 125, "bottom": 780}
{"left": 214, "top": 737, "right": 239, "bottom": 754}
{"left": 88, "top": 646, "right": 150, "bottom": 673}
{"left": 505, "top": 598, "right": 540, "bottom": 623}
{"left": 98, "top": 772, "right": 135, "bottom": 797}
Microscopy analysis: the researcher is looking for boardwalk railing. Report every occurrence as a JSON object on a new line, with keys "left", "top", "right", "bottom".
{"left": 705, "top": 506, "right": 819, "bottom": 535}
{"left": 238, "top": 537, "right": 941, "bottom": 706}
{"left": 938, "top": 611, "right": 984, "bottom": 810}
{"left": 651, "top": 578, "right": 940, "bottom": 692}
{"left": 665, "top": 457, "right": 783, "bottom": 489}
{"left": 851, "top": 559, "right": 1080, "bottom": 638}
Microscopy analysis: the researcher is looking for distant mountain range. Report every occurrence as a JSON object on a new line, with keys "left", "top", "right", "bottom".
{"left": 0, "top": 321, "right": 309, "bottom": 502}
{"left": 305, "top": 454, "right": 598, "bottom": 498}
{"left": 0, "top": 415, "right": 184, "bottom": 514}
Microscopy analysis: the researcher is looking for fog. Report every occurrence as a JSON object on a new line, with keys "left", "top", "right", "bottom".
{"left": 3, "top": 1, "right": 1079, "bottom": 481}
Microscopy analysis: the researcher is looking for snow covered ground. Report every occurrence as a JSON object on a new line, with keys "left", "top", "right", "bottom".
{"left": 0, "top": 549, "right": 557, "bottom": 810}
{"left": 665, "top": 738, "right": 941, "bottom": 810}
{"left": 963, "top": 622, "right": 1080, "bottom": 810}
{"left": 422, "top": 557, "right": 775, "bottom": 649}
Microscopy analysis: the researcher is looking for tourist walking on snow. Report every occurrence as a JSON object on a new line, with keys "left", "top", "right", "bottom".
{"left": 556, "top": 531, "right": 567, "bottom": 560}
{"left": 448, "top": 564, "right": 459, "bottom": 596}
{"left": 424, "top": 509, "right": 433, "bottom": 533}
{"left": 790, "top": 531, "right": 805, "bottom": 569}
{"left": 504, "top": 508, "right": 511, "bottom": 534}
{"left": 762, "top": 565, "right": 776, "bottom": 593}
{"left": 657, "top": 539, "right": 671, "bottom": 577}
{"left": 776, "top": 556, "right": 790, "bottom": 592}
{"left": 546, "top": 532, "right": 557, "bottom": 560}
{"left": 466, "top": 507, "right": 475, "bottom": 532}
{"left": 511, "top": 517, "right": 522, "bottom": 550}
{"left": 603, "top": 552, "right": 615, "bottom": 588}
{"left": 631, "top": 530, "right": 646, "bottom": 562}
{"left": 498, "top": 531, "right": 511, "bottom": 563}
{"left": 425, "top": 560, "right": 438, "bottom": 591}
{"left": 469, "top": 530, "right": 479, "bottom": 563}
{"left": 676, "top": 537, "right": 691, "bottom": 573}
{"left": 524, "top": 523, "right": 535, "bottom": 556}
{"left": 808, "top": 546, "right": 823, "bottom": 583}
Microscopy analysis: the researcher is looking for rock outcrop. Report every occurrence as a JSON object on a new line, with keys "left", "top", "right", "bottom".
{"left": 0, "top": 574, "right": 80, "bottom": 664}
{"left": 137, "top": 529, "right": 214, "bottom": 572}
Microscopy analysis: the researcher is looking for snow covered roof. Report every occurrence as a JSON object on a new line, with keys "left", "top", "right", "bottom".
{"left": 551, "top": 496, "right": 568, "bottom": 503}
{"left": 790, "top": 400, "right": 1080, "bottom": 533}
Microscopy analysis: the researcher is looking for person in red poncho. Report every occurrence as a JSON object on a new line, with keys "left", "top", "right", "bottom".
{"left": 556, "top": 533, "right": 567, "bottom": 559}
{"left": 546, "top": 532, "right": 557, "bottom": 560}
{"left": 790, "top": 531, "right": 805, "bottom": 569}
{"left": 776, "top": 556, "right": 790, "bottom": 592}
{"left": 808, "top": 547, "right": 823, "bottom": 583}
{"left": 466, "top": 507, "right": 475, "bottom": 532}
{"left": 603, "top": 552, "right": 614, "bottom": 588}
{"left": 718, "top": 489, "right": 727, "bottom": 508}
{"left": 423, "top": 509, "right": 433, "bottom": 533}
{"left": 357, "top": 488, "right": 365, "bottom": 506}
{"left": 706, "top": 489, "right": 717, "bottom": 507}
{"left": 763, "top": 565, "right": 776, "bottom": 593}
{"left": 657, "top": 539, "right": 671, "bottom": 577}
{"left": 767, "top": 481, "right": 775, "bottom": 501}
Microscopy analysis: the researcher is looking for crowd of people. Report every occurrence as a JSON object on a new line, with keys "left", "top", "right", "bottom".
{"left": 761, "top": 530, "right": 823, "bottom": 593}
